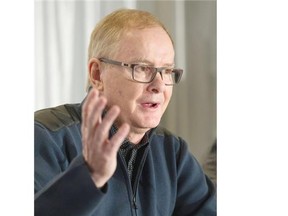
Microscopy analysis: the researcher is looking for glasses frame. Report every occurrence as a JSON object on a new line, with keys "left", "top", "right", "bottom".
{"left": 99, "top": 57, "right": 183, "bottom": 86}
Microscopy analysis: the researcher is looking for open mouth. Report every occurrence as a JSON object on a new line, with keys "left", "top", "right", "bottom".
{"left": 142, "top": 103, "right": 159, "bottom": 108}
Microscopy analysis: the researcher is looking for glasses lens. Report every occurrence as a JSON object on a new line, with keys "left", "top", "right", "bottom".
{"left": 133, "top": 65, "right": 183, "bottom": 85}
{"left": 162, "top": 69, "right": 183, "bottom": 85}
{"left": 133, "top": 65, "right": 154, "bottom": 82}
{"left": 162, "top": 69, "right": 174, "bottom": 85}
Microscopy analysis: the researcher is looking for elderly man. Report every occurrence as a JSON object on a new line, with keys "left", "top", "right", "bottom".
{"left": 35, "top": 9, "right": 216, "bottom": 216}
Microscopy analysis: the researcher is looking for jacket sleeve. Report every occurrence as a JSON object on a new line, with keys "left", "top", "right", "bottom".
{"left": 34, "top": 122, "right": 106, "bottom": 216}
{"left": 173, "top": 138, "right": 216, "bottom": 216}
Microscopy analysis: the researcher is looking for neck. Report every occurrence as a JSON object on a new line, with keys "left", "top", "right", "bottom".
{"left": 113, "top": 118, "right": 151, "bottom": 144}
{"left": 127, "top": 128, "right": 149, "bottom": 144}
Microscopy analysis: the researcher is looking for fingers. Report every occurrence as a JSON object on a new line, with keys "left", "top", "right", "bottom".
{"left": 82, "top": 89, "right": 106, "bottom": 136}
{"left": 87, "top": 97, "right": 106, "bottom": 138}
{"left": 93, "top": 105, "right": 120, "bottom": 145}
{"left": 80, "top": 88, "right": 130, "bottom": 187}
{"left": 92, "top": 105, "right": 130, "bottom": 154}
{"left": 82, "top": 89, "right": 107, "bottom": 157}
{"left": 109, "top": 123, "right": 130, "bottom": 152}
{"left": 81, "top": 88, "right": 130, "bottom": 155}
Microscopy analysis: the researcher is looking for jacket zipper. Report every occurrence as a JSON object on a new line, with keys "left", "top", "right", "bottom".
{"left": 131, "top": 147, "right": 150, "bottom": 215}
{"left": 133, "top": 196, "right": 138, "bottom": 210}
{"left": 118, "top": 145, "right": 150, "bottom": 216}
{"left": 118, "top": 154, "right": 138, "bottom": 216}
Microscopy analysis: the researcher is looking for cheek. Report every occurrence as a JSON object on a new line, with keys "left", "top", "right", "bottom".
{"left": 163, "top": 90, "right": 173, "bottom": 109}
{"left": 165, "top": 89, "right": 173, "bottom": 102}
{"left": 117, "top": 89, "right": 123, "bottom": 97}
{"left": 105, "top": 82, "right": 135, "bottom": 106}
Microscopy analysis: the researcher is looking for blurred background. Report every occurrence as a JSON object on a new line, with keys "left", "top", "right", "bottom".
{"left": 35, "top": 0, "right": 216, "bottom": 165}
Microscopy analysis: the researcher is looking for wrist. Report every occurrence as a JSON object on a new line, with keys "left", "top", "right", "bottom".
{"left": 91, "top": 173, "right": 107, "bottom": 189}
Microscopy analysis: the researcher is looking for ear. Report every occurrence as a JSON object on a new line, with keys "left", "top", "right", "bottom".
{"left": 88, "top": 58, "right": 104, "bottom": 91}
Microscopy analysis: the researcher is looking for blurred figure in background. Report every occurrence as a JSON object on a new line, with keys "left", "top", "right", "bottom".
{"left": 203, "top": 139, "right": 217, "bottom": 188}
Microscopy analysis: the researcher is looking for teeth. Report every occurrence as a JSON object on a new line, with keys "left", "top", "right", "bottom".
{"left": 143, "top": 103, "right": 158, "bottom": 108}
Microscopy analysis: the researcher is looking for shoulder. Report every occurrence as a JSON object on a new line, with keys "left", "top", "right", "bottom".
{"left": 151, "top": 126, "right": 186, "bottom": 152}
{"left": 154, "top": 126, "right": 179, "bottom": 138}
{"left": 153, "top": 126, "right": 186, "bottom": 145}
{"left": 34, "top": 103, "right": 81, "bottom": 131}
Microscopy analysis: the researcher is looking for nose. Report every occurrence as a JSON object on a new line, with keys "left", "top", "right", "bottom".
{"left": 147, "top": 72, "right": 166, "bottom": 93}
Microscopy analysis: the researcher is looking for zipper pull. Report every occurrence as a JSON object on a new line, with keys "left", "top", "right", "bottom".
{"left": 133, "top": 196, "right": 138, "bottom": 209}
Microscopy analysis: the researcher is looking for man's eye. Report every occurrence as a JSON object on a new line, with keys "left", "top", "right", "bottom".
{"left": 138, "top": 65, "right": 151, "bottom": 72}
{"left": 164, "top": 68, "right": 173, "bottom": 74}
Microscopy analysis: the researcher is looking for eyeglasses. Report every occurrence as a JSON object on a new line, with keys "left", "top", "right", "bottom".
{"left": 99, "top": 58, "right": 183, "bottom": 86}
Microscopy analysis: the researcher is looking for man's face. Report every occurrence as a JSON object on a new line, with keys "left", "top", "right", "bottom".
{"left": 101, "top": 27, "right": 175, "bottom": 137}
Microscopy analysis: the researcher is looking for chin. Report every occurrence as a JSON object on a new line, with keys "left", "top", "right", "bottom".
{"left": 143, "top": 119, "right": 161, "bottom": 129}
{"left": 130, "top": 113, "right": 162, "bottom": 130}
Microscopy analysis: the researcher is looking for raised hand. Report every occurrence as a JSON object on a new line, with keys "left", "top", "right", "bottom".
{"left": 81, "top": 88, "right": 130, "bottom": 188}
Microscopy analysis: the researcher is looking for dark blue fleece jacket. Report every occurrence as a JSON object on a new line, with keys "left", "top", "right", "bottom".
{"left": 34, "top": 103, "right": 216, "bottom": 216}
